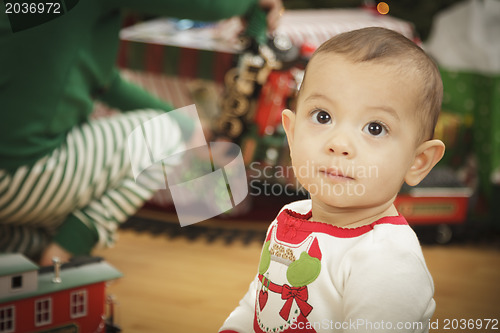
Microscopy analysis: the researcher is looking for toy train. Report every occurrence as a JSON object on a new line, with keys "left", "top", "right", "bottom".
{"left": 0, "top": 254, "right": 122, "bottom": 333}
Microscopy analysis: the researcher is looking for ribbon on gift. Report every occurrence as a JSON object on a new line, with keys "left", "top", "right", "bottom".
{"left": 279, "top": 284, "right": 313, "bottom": 320}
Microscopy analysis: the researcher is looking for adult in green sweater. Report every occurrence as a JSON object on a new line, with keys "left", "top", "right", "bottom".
{"left": 0, "top": 0, "right": 283, "bottom": 265}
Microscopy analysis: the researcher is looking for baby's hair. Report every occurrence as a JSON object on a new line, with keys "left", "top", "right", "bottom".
{"left": 300, "top": 27, "right": 442, "bottom": 142}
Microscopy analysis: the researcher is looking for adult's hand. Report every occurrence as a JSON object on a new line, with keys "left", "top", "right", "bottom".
{"left": 259, "top": 0, "right": 284, "bottom": 31}
{"left": 39, "top": 242, "right": 72, "bottom": 267}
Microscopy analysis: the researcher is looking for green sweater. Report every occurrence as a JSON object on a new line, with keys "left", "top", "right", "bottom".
{"left": 0, "top": 0, "right": 257, "bottom": 254}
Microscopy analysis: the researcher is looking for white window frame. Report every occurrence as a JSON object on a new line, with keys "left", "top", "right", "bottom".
{"left": 70, "top": 289, "right": 88, "bottom": 319}
{"left": 34, "top": 297, "right": 52, "bottom": 327}
{"left": 0, "top": 305, "right": 15, "bottom": 333}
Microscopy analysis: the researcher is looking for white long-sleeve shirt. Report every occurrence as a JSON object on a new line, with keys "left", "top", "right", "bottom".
{"left": 220, "top": 200, "right": 435, "bottom": 333}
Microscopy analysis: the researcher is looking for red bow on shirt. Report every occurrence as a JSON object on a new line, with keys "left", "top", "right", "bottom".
{"left": 279, "top": 285, "right": 313, "bottom": 320}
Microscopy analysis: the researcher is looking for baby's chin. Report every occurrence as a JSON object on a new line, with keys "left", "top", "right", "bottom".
{"left": 311, "top": 192, "right": 396, "bottom": 211}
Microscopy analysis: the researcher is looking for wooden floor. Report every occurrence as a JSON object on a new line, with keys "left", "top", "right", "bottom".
{"left": 95, "top": 221, "right": 500, "bottom": 333}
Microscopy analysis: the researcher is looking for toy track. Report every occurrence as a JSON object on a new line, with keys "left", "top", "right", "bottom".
{"left": 120, "top": 216, "right": 267, "bottom": 245}
{"left": 120, "top": 214, "right": 500, "bottom": 248}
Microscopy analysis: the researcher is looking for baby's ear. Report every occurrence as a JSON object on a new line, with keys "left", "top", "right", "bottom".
{"left": 404, "top": 139, "right": 445, "bottom": 186}
{"left": 282, "top": 109, "right": 296, "bottom": 149}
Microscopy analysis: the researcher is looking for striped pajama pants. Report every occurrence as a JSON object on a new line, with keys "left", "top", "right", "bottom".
{"left": 0, "top": 110, "right": 180, "bottom": 261}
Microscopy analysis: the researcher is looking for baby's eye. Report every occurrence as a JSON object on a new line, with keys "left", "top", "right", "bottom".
{"left": 363, "top": 121, "right": 388, "bottom": 137}
{"left": 311, "top": 110, "right": 332, "bottom": 124}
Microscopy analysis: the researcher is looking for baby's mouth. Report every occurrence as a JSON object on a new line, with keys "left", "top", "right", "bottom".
{"left": 319, "top": 168, "right": 355, "bottom": 181}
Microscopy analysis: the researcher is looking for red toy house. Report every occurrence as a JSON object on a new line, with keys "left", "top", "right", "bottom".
{"left": 0, "top": 254, "right": 122, "bottom": 333}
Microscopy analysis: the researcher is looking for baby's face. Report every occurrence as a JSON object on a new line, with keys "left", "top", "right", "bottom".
{"left": 285, "top": 54, "right": 422, "bottom": 210}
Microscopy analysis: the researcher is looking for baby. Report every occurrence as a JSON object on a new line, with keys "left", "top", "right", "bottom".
{"left": 220, "top": 27, "right": 445, "bottom": 333}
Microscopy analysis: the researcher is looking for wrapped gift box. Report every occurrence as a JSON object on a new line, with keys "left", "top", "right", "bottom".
{"left": 118, "top": 18, "right": 237, "bottom": 83}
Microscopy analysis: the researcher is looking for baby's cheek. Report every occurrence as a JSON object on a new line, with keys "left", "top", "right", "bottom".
{"left": 369, "top": 167, "right": 405, "bottom": 195}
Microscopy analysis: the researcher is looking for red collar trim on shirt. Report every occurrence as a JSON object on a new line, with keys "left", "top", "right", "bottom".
{"left": 276, "top": 208, "right": 408, "bottom": 240}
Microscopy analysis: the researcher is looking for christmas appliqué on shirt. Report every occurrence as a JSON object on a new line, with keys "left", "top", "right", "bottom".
{"left": 254, "top": 209, "right": 323, "bottom": 333}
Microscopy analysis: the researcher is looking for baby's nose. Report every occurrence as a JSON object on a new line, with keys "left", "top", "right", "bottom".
{"left": 326, "top": 135, "right": 354, "bottom": 157}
